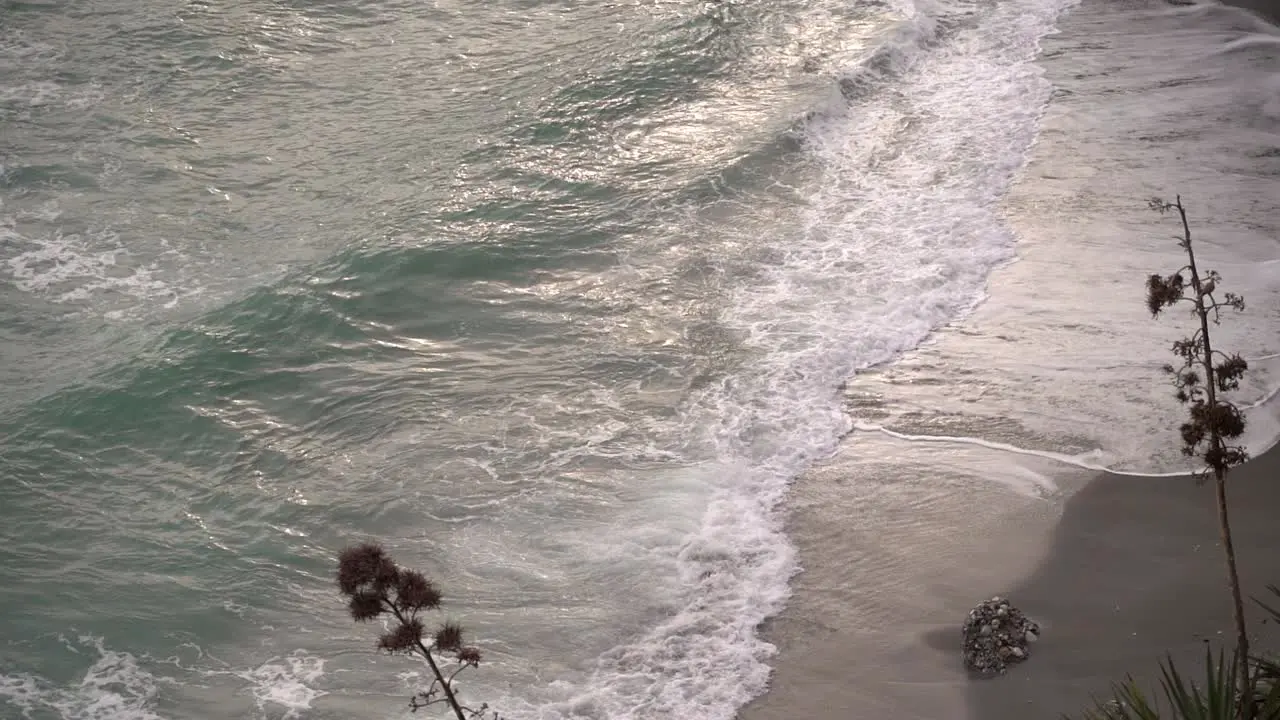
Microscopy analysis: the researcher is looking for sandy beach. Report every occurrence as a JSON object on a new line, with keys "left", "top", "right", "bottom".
{"left": 740, "top": 433, "right": 1280, "bottom": 720}
{"left": 966, "top": 444, "right": 1280, "bottom": 718}
{"left": 1224, "top": 0, "right": 1280, "bottom": 21}
{"left": 739, "top": 0, "right": 1280, "bottom": 717}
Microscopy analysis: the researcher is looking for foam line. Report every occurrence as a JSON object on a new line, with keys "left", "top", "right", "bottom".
{"left": 1242, "top": 383, "right": 1280, "bottom": 411}
{"left": 521, "top": 0, "right": 1085, "bottom": 714}
{"left": 850, "top": 421, "right": 1189, "bottom": 477}
{"left": 852, "top": 419, "right": 1280, "bottom": 478}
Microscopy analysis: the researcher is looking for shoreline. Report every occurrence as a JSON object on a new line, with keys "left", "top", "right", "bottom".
{"left": 739, "top": 0, "right": 1280, "bottom": 717}
{"left": 1220, "top": 0, "right": 1280, "bottom": 22}
{"left": 739, "top": 439, "right": 1280, "bottom": 720}
{"left": 965, "top": 442, "right": 1280, "bottom": 718}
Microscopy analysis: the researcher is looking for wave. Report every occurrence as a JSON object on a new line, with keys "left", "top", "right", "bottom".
{"left": 501, "top": 0, "right": 1080, "bottom": 715}
{"left": 0, "top": 637, "right": 166, "bottom": 720}
{"left": 1, "top": 0, "right": 1082, "bottom": 715}
{"left": 0, "top": 637, "right": 328, "bottom": 720}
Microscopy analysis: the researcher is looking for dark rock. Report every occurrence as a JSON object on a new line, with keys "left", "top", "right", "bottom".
{"left": 962, "top": 596, "right": 1040, "bottom": 675}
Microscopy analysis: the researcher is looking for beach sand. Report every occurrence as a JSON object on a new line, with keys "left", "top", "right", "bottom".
{"left": 739, "top": 434, "right": 1280, "bottom": 720}
{"left": 1222, "top": 0, "right": 1280, "bottom": 22}
{"left": 965, "top": 445, "right": 1280, "bottom": 719}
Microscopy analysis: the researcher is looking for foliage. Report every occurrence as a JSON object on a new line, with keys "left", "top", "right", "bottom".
{"left": 337, "top": 542, "right": 501, "bottom": 720}
{"left": 1144, "top": 197, "right": 1249, "bottom": 479}
{"left": 1254, "top": 587, "right": 1280, "bottom": 709}
{"left": 1069, "top": 650, "right": 1280, "bottom": 720}
{"left": 1067, "top": 588, "right": 1280, "bottom": 720}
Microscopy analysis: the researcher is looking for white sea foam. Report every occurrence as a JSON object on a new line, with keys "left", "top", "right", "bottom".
{"left": 852, "top": 420, "right": 1189, "bottom": 478}
{"left": 842, "top": 355, "right": 1280, "bottom": 481}
{"left": 0, "top": 637, "right": 167, "bottom": 720}
{"left": 1197, "top": 2, "right": 1280, "bottom": 121}
{"left": 234, "top": 651, "right": 327, "bottom": 719}
{"left": 505, "top": 0, "right": 1077, "bottom": 715}
{"left": 847, "top": 0, "right": 1280, "bottom": 474}
{"left": 849, "top": 370, "right": 1280, "bottom": 480}
{"left": 0, "top": 637, "right": 330, "bottom": 720}
{"left": 0, "top": 216, "right": 183, "bottom": 311}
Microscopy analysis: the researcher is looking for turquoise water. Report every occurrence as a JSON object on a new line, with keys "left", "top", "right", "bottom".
{"left": 0, "top": 1, "right": 895, "bottom": 716}
{"left": 4, "top": 0, "right": 1278, "bottom": 717}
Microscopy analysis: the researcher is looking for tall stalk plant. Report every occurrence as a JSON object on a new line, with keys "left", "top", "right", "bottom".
{"left": 1145, "top": 196, "right": 1252, "bottom": 716}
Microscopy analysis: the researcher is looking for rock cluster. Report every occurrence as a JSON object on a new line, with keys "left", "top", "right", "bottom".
{"left": 962, "top": 596, "right": 1040, "bottom": 675}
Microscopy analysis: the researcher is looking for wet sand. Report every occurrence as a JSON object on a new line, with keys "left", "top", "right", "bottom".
{"left": 740, "top": 437, "right": 1280, "bottom": 720}
{"left": 966, "top": 444, "right": 1280, "bottom": 719}
{"left": 1221, "top": 0, "right": 1280, "bottom": 22}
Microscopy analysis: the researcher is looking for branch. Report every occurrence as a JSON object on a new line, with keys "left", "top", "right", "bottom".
{"left": 1205, "top": 293, "right": 1225, "bottom": 324}
{"left": 447, "top": 662, "right": 471, "bottom": 685}
{"left": 396, "top": 606, "right": 469, "bottom": 720}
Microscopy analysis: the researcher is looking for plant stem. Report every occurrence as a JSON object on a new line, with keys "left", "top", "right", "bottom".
{"left": 1177, "top": 196, "right": 1253, "bottom": 717}
{"left": 1214, "top": 468, "right": 1252, "bottom": 715}
{"left": 416, "top": 637, "right": 468, "bottom": 720}
{"left": 387, "top": 603, "right": 468, "bottom": 720}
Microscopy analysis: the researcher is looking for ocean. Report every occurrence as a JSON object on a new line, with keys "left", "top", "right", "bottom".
{"left": 1, "top": 0, "right": 1277, "bottom": 718}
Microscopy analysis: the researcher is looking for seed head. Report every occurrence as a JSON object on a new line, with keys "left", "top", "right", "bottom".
{"left": 378, "top": 618, "right": 425, "bottom": 654}
{"left": 436, "top": 622, "right": 464, "bottom": 653}
{"left": 338, "top": 543, "right": 398, "bottom": 595}
{"left": 396, "top": 570, "right": 442, "bottom": 612}
{"left": 348, "top": 590, "right": 384, "bottom": 622}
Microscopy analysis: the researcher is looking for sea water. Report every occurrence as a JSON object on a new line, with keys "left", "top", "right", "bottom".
{"left": 2, "top": 0, "right": 1277, "bottom": 718}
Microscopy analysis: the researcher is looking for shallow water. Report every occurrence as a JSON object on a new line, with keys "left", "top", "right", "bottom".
{"left": 848, "top": 0, "right": 1280, "bottom": 476}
